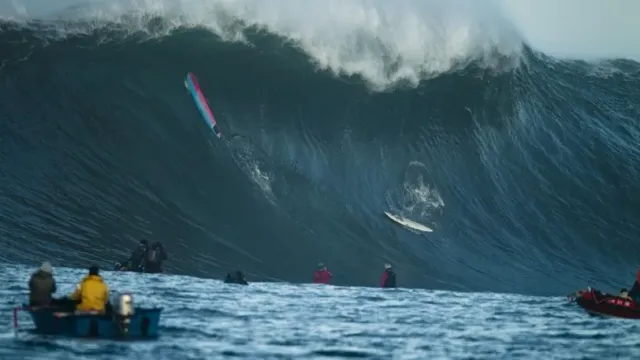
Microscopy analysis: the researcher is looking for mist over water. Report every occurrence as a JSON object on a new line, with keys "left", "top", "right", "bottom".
{"left": 1, "top": 0, "right": 640, "bottom": 296}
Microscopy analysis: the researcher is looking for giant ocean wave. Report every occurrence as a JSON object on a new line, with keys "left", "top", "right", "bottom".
{"left": 1, "top": 0, "right": 640, "bottom": 295}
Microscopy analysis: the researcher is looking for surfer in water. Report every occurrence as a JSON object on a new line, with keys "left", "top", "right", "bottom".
{"left": 380, "top": 263, "right": 397, "bottom": 288}
{"left": 313, "top": 262, "right": 333, "bottom": 284}
{"left": 224, "top": 270, "right": 248, "bottom": 285}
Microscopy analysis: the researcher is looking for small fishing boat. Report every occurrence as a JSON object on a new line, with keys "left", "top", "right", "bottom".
{"left": 14, "top": 293, "right": 163, "bottom": 338}
{"left": 570, "top": 287, "right": 640, "bottom": 319}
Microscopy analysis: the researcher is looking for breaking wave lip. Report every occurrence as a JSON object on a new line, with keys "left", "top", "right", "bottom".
{"left": 2, "top": 0, "right": 527, "bottom": 90}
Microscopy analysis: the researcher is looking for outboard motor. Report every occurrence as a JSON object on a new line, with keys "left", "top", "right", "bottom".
{"left": 113, "top": 293, "right": 135, "bottom": 334}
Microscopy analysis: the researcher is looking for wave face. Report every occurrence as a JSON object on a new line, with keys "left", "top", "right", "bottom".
{"left": 2, "top": 1, "right": 640, "bottom": 295}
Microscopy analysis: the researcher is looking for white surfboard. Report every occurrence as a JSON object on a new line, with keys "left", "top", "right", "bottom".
{"left": 384, "top": 211, "right": 433, "bottom": 232}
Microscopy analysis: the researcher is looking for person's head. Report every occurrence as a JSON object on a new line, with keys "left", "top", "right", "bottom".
{"left": 384, "top": 263, "right": 392, "bottom": 270}
{"left": 39, "top": 261, "right": 53, "bottom": 274}
{"left": 621, "top": 288, "right": 628, "bottom": 293}
{"left": 139, "top": 239, "right": 148, "bottom": 248}
{"left": 318, "top": 262, "right": 325, "bottom": 270}
{"left": 89, "top": 265, "right": 99, "bottom": 276}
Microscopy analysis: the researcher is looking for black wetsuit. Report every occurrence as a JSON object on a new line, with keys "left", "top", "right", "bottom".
{"left": 224, "top": 271, "right": 248, "bottom": 285}
{"left": 126, "top": 244, "right": 149, "bottom": 272}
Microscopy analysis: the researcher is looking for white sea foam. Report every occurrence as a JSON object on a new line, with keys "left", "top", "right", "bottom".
{"left": 1, "top": 0, "right": 637, "bottom": 90}
{"left": 0, "top": 0, "right": 523, "bottom": 89}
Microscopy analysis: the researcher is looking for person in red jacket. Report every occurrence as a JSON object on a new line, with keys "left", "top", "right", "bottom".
{"left": 313, "top": 262, "right": 333, "bottom": 284}
{"left": 380, "top": 263, "right": 397, "bottom": 288}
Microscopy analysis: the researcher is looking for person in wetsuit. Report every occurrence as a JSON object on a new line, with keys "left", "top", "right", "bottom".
{"left": 145, "top": 242, "right": 167, "bottom": 273}
{"left": 224, "top": 270, "right": 248, "bottom": 285}
{"left": 380, "top": 263, "right": 397, "bottom": 288}
{"left": 313, "top": 262, "right": 333, "bottom": 284}
{"left": 115, "top": 240, "right": 150, "bottom": 272}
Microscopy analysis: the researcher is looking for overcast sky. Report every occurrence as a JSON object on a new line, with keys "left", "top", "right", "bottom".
{"left": 500, "top": 0, "right": 640, "bottom": 61}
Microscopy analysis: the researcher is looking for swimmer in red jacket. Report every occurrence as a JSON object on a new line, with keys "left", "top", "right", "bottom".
{"left": 313, "top": 262, "right": 333, "bottom": 284}
{"left": 380, "top": 263, "right": 397, "bottom": 288}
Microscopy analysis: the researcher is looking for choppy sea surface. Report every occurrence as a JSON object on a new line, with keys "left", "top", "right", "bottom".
{"left": 0, "top": 264, "right": 638, "bottom": 359}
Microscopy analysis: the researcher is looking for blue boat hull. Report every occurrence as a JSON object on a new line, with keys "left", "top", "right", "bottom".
{"left": 24, "top": 306, "right": 162, "bottom": 338}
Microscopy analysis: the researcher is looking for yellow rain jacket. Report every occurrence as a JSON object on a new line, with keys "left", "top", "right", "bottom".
{"left": 70, "top": 275, "right": 109, "bottom": 312}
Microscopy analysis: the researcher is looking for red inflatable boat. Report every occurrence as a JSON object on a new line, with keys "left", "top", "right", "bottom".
{"left": 570, "top": 287, "right": 640, "bottom": 319}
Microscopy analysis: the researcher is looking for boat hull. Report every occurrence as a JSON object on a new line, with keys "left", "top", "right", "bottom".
{"left": 23, "top": 306, "right": 163, "bottom": 338}
{"left": 573, "top": 288, "right": 640, "bottom": 319}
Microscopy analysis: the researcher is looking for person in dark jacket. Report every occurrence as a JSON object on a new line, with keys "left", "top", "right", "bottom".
{"left": 380, "top": 263, "right": 397, "bottom": 288}
{"left": 29, "top": 262, "right": 57, "bottom": 306}
{"left": 28, "top": 262, "right": 78, "bottom": 311}
{"left": 145, "top": 242, "right": 167, "bottom": 273}
{"left": 224, "top": 270, "right": 248, "bottom": 285}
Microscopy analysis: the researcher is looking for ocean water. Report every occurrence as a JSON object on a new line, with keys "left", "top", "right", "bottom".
{"left": 2, "top": 264, "right": 640, "bottom": 360}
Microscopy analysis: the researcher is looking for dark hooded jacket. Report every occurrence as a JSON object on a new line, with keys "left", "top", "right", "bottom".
{"left": 29, "top": 270, "right": 57, "bottom": 306}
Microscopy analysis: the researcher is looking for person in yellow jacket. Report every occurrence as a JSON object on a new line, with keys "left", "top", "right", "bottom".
{"left": 70, "top": 265, "right": 110, "bottom": 313}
